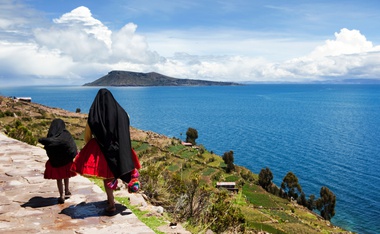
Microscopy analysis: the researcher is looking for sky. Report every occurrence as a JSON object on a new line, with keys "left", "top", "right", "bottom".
{"left": 1, "top": 0, "right": 380, "bottom": 86}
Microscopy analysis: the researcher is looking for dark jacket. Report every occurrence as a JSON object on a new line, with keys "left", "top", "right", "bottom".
{"left": 39, "top": 119, "right": 77, "bottom": 167}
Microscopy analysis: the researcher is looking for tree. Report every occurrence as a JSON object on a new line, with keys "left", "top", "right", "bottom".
{"left": 185, "top": 173, "right": 201, "bottom": 217}
{"left": 222, "top": 150, "right": 235, "bottom": 173}
{"left": 307, "top": 194, "right": 316, "bottom": 211}
{"left": 258, "top": 167, "right": 273, "bottom": 190}
{"left": 186, "top": 127, "right": 198, "bottom": 145}
{"left": 316, "top": 186, "right": 336, "bottom": 220}
{"left": 281, "top": 171, "right": 302, "bottom": 200}
{"left": 297, "top": 192, "right": 307, "bottom": 207}
{"left": 206, "top": 190, "right": 245, "bottom": 233}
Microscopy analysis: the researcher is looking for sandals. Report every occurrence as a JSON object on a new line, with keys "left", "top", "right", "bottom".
{"left": 65, "top": 191, "right": 72, "bottom": 199}
{"left": 58, "top": 191, "right": 71, "bottom": 204}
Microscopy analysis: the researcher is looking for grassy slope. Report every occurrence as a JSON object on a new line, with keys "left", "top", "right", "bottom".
{"left": 0, "top": 96, "right": 350, "bottom": 234}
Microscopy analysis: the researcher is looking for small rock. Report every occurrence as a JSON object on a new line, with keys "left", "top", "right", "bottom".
{"left": 155, "top": 206, "right": 164, "bottom": 214}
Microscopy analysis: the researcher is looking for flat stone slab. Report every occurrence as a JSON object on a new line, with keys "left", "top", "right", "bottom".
{"left": 0, "top": 132, "right": 155, "bottom": 234}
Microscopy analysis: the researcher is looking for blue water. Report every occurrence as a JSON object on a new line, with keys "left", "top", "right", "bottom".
{"left": 1, "top": 85, "right": 379, "bottom": 234}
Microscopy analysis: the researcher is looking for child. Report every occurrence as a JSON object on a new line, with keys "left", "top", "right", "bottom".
{"left": 39, "top": 118, "right": 77, "bottom": 204}
{"left": 71, "top": 88, "right": 141, "bottom": 213}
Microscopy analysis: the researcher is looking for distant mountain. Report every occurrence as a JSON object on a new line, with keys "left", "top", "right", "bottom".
{"left": 83, "top": 71, "right": 240, "bottom": 86}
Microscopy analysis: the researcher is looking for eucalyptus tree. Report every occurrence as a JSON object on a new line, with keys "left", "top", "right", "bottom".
{"left": 317, "top": 186, "right": 336, "bottom": 220}
{"left": 281, "top": 171, "right": 302, "bottom": 200}
{"left": 258, "top": 167, "right": 273, "bottom": 191}
{"left": 186, "top": 127, "right": 198, "bottom": 145}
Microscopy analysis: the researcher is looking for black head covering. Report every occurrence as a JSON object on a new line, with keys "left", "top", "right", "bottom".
{"left": 38, "top": 118, "right": 77, "bottom": 167}
{"left": 88, "top": 88, "right": 134, "bottom": 181}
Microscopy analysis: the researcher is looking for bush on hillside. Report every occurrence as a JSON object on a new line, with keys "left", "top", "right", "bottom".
{"left": 6, "top": 120, "right": 37, "bottom": 145}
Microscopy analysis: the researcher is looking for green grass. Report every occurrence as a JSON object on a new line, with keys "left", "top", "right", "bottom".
{"left": 168, "top": 163, "right": 180, "bottom": 172}
{"left": 250, "top": 222, "right": 287, "bottom": 234}
{"left": 89, "top": 178, "right": 166, "bottom": 233}
{"left": 240, "top": 206, "right": 272, "bottom": 223}
{"left": 248, "top": 193, "right": 280, "bottom": 207}
{"left": 117, "top": 197, "right": 166, "bottom": 234}
{"left": 202, "top": 167, "right": 216, "bottom": 176}
{"left": 179, "top": 150, "right": 197, "bottom": 159}
{"left": 270, "top": 210, "right": 300, "bottom": 223}
{"left": 168, "top": 145, "right": 185, "bottom": 153}
{"left": 225, "top": 175, "right": 239, "bottom": 182}
{"left": 133, "top": 142, "right": 151, "bottom": 152}
{"left": 233, "top": 191, "right": 248, "bottom": 206}
{"left": 242, "top": 184, "right": 283, "bottom": 208}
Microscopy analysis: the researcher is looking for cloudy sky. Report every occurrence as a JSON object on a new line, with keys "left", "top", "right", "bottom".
{"left": 1, "top": 0, "right": 380, "bottom": 86}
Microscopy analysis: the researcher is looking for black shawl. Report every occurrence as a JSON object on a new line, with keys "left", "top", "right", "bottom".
{"left": 38, "top": 119, "right": 77, "bottom": 167}
{"left": 88, "top": 88, "right": 134, "bottom": 181}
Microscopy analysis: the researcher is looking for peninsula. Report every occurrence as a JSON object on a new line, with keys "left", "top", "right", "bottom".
{"left": 83, "top": 70, "right": 239, "bottom": 86}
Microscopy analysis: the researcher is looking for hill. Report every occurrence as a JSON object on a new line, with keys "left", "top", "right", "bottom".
{"left": 0, "top": 96, "right": 351, "bottom": 234}
{"left": 83, "top": 70, "right": 239, "bottom": 86}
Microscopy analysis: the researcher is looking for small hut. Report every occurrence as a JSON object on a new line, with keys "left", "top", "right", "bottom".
{"left": 216, "top": 182, "right": 238, "bottom": 193}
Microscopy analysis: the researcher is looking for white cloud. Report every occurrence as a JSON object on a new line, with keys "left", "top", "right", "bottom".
{"left": 33, "top": 6, "right": 111, "bottom": 63}
{"left": 1, "top": 4, "right": 380, "bottom": 85}
{"left": 0, "top": 6, "right": 163, "bottom": 85}
{"left": 110, "top": 23, "right": 161, "bottom": 64}
{"left": 0, "top": 41, "right": 74, "bottom": 76}
{"left": 310, "top": 28, "right": 377, "bottom": 58}
{"left": 150, "top": 28, "right": 380, "bottom": 82}
{"left": 279, "top": 28, "right": 380, "bottom": 80}
{"left": 53, "top": 6, "right": 112, "bottom": 49}
{"left": 33, "top": 7, "right": 161, "bottom": 65}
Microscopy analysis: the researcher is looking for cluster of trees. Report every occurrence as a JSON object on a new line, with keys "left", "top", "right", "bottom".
{"left": 185, "top": 127, "right": 336, "bottom": 222}
{"left": 134, "top": 127, "right": 245, "bottom": 233}
{"left": 186, "top": 127, "right": 236, "bottom": 174}
{"left": 258, "top": 167, "right": 336, "bottom": 220}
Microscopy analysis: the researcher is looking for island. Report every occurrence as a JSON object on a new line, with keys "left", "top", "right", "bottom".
{"left": 83, "top": 70, "right": 240, "bottom": 86}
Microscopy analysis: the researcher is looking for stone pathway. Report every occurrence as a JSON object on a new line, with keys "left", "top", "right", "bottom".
{"left": 0, "top": 132, "right": 155, "bottom": 234}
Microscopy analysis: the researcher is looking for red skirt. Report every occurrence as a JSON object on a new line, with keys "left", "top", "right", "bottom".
{"left": 44, "top": 160, "right": 76, "bottom": 180}
{"left": 71, "top": 138, "right": 114, "bottom": 179}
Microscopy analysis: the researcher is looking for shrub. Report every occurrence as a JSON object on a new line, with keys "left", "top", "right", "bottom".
{"left": 205, "top": 190, "right": 245, "bottom": 233}
{"left": 21, "top": 117, "right": 32, "bottom": 121}
{"left": 4, "top": 110, "right": 13, "bottom": 116}
{"left": 8, "top": 124, "right": 37, "bottom": 145}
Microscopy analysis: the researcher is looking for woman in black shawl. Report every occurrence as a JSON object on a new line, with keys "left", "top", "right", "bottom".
{"left": 72, "top": 88, "right": 140, "bottom": 213}
{"left": 39, "top": 118, "right": 77, "bottom": 204}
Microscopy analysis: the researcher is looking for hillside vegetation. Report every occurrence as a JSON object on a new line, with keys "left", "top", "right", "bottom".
{"left": 0, "top": 96, "right": 351, "bottom": 234}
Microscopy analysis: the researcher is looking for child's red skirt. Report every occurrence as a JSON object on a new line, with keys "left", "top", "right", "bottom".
{"left": 71, "top": 138, "right": 114, "bottom": 179}
{"left": 44, "top": 160, "right": 76, "bottom": 179}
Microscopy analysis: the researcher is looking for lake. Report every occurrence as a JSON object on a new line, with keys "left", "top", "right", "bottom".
{"left": 1, "top": 84, "right": 379, "bottom": 234}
